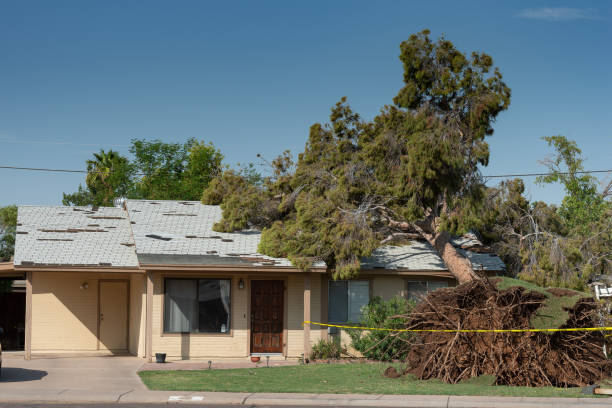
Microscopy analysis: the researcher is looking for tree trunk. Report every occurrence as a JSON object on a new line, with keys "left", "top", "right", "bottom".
{"left": 388, "top": 216, "right": 480, "bottom": 284}
{"left": 411, "top": 222, "right": 479, "bottom": 284}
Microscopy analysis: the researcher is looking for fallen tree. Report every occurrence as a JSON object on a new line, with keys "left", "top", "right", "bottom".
{"left": 391, "top": 277, "right": 612, "bottom": 387}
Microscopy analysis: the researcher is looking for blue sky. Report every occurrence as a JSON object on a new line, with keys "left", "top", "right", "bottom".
{"left": 1, "top": 1, "right": 610, "bottom": 206}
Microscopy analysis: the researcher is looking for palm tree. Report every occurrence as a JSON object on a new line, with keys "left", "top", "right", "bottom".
{"left": 85, "top": 150, "right": 128, "bottom": 205}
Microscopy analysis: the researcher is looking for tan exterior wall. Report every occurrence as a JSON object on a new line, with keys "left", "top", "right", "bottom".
{"left": 329, "top": 275, "right": 456, "bottom": 353}
{"left": 286, "top": 274, "right": 322, "bottom": 357}
{"left": 129, "top": 274, "right": 146, "bottom": 357}
{"left": 149, "top": 272, "right": 321, "bottom": 359}
{"left": 31, "top": 271, "right": 135, "bottom": 352}
{"left": 151, "top": 272, "right": 248, "bottom": 359}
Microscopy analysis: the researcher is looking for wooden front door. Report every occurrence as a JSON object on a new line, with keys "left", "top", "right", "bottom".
{"left": 99, "top": 280, "right": 129, "bottom": 351}
{"left": 251, "top": 280, "right": 284, "bottom": 354}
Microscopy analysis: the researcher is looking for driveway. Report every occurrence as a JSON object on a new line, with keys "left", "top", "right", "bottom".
{"left": 0, "top": 353, "right": 146, "bottom": 402}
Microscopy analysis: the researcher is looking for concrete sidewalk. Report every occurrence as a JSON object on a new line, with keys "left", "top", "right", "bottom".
{"left": 1, "top": 389, "right": 611, "bottom": 407}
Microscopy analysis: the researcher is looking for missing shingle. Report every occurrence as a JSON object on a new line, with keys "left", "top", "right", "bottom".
{"left": 39, "top": 228, "right": 107, "bottom": 233}
{"left": 210, "top": 235, "right": 222, "bottom": 239}
{"left": 87, "top": 216, "right": 125, "bottom": 220}
{"left": 185, "top": 235, "right": 197, "bottom": 238}
{"left": 98, "top": 262, "right": 112, "bottom": 266}
{"left": 149, "top": 202, "right": 160, "bottom": 205}
{"left": 131, "top": 221, "right": 136, "bottom": 224}
{"left": 206, "top": 250, "right": 218, "bottom": 254}
{"left": 221, "top": 238, "right": 234, "bottom": 242}
{"left": 91, "top": 206, "right": 99, "bottom": 211}
{"left": 37, "top": 238, "right": 74, "bottom": 242}
{"left": 16, "top": 231, "right": 28, "bottom": 234}
{"left": 120, "top": 243, "right": 135, "bottom": 247}
{"left": 73, "top": 208, "right": 83, "bottom": 212}
{"left": 145, "top": 234, "right": 172, "bottom": 241}
{"left": 87, "top": 224, "right": 100, "bottom": 227}
{"left": 20, "top": 261, "right": 34, "bottom": 265}
{"left": 179, "top": 202, "right": 195, "bottom": 205}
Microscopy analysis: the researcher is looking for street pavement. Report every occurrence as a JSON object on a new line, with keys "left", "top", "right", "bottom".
{"left": 0, "top": 354, "right": 611, "bottom": 407}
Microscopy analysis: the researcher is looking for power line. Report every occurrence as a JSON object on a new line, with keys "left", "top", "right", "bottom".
{"left": 0, "top": 137, "right": 129, "bottom": 148}
{"left": 483, "top": 170, "right": 612, "bottom": 178}
{"left": 0, "top": 165, "right": 610, "bottom": 179}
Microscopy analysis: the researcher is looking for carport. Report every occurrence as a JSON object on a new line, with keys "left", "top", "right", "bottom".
{"left": 0, "top": 261, "right": 25, "bottom": 351}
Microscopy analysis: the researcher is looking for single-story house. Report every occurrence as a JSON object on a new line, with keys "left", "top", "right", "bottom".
{"left": 10, "top": 200, "right": 504, "bottom": 361}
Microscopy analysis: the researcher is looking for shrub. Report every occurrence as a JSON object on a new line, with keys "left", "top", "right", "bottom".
{"left": 311, "top": 337, "right": 346, "bottom": 360}
{"left": 347, "top": 296, "right": 414, "bottom": 361}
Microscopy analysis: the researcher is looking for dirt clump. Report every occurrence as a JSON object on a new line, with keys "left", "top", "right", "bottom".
{"left": 546, "top": 288, "right": 580, "bottom": 297}
{"left": 397, "top": 278, "right": 611, "bottom": 387}
{"left": 383, "top": 366, "right": 402, "bottom": 378}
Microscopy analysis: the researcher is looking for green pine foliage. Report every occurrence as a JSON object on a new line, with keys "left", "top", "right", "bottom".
{"left": 203, "top": 30, "right": 511, "bottom": 279}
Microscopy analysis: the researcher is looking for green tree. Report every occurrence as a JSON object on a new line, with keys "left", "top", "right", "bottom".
{"left": 476, "top": 137, "right": 611, "bottom": 290}
{"left": 0, "top": 205, "right": 17, "bottom": 262}
{"left": 63, "top": 139, "right": 224, "bottom": 205}
{"left": 63, "top": 149, "right": 134, "bottom": 206}
{"left": 130, "top": 138, "right": 223, "bottom": 200}
{"left": 536, "top": 135, "right": 607, "bottom": 233}
{"left": 203, "top": 30, "right": 511, "bottom": 282}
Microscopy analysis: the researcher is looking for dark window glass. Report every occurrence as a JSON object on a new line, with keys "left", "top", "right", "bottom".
{"left": 164, "top": 278, "right": 231, "bottom": 333}
{"left": 328, "top": 281, "right": 370, "bottom": 323}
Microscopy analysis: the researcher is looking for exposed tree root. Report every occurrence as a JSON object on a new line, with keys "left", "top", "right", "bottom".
{"left": 395, "top": 278, "right": 612, "bottom": 387}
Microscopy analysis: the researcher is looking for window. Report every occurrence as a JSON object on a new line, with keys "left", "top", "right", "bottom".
{"left": 164, "top": 278, "right": 231, "bottom": 334}
{"left": 328, "top": 280, "right": 370, "bottom": 323}
{"left": 406, "top": 280, "right": 448, "bottom": 301}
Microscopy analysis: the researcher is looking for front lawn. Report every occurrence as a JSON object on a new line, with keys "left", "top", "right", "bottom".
{"left": 138, "top": 363, "right": 595, "bottom": 398}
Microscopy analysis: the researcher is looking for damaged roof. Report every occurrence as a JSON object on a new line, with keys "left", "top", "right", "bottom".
{"left": 14, "top": 200, "right": 505, "bottom": 272}
{"left": 360, "top": 241, "right": 505, "bottom": 271}
{"left": 125, "top": 200, "right": 302, "bottom": 267}
{"left": 14, "top": 206, "right": 138, "bottom": 268}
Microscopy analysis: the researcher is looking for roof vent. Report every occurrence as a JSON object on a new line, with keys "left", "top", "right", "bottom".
{"left": 113, "top": 197, "right": 126, "bottom": 209}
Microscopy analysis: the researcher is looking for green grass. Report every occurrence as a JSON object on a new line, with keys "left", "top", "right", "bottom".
{"left": 493, "top": 277, "right": 590, "bottom": 330}
{"left": 138, "top": 363, "right": 594, "bottom": 397}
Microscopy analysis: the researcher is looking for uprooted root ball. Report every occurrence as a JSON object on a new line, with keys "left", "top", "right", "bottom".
{"left": 397, "top": 278, "right": 611, "bottom": 387}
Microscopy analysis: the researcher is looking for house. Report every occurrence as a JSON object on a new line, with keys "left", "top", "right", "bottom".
{"left": 11, "top": 200, "right": 504, "bottom": 361}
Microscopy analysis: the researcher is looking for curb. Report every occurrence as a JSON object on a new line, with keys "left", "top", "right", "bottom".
{"left": 1, "top": 391, "right": 610, "bottom": 407}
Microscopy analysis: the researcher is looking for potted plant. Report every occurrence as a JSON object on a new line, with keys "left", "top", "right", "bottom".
{"left": 155, "top": 353, "right": 166, "bottom": 363}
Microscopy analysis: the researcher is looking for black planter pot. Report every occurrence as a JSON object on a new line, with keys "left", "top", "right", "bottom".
{"left": 155, "top": 353, "right": 166, "bottom": 363}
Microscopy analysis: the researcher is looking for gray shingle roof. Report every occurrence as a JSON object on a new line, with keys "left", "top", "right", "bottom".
{"left": 13, "top": 200, "right": 505, "bottom": 272}
{"left": 360, "top": 241, "right": 505, "bottom": 271}
{"left": 14, "top": 206, "right": 138, "bottom": 268}
{"left": 125, "top": 200, "right": 298, "bottom": 267}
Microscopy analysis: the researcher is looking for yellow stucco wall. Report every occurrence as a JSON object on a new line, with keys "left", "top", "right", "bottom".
{"left": 149, "top": 272, "right": 322, "bottom": 359}
{"left": 129, "top": 274, "right": 146, "bottom": 357}
{"left": 31, "top": 271, "right": 136, "bottom": 352}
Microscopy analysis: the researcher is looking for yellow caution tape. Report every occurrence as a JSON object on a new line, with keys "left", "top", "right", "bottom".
{"left": 303, "top": 321, "right": 612, "bottom": 333}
